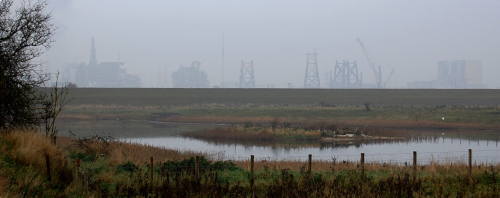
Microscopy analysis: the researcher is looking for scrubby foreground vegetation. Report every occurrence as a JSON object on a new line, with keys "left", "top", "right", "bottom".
{"left": 2, "top": 130, "right": 500, "bottom": 197}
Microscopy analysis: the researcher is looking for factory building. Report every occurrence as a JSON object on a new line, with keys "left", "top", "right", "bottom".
{"left": 62, "top": 38, "right": 142, "bottom": 87}
{"left": 407, "top": 60, "right": 486, "bottom": 89}
{"left": 438, "top": 60, "right": 484, "bottom": 89}
{"left": 171, "top": 61, "right": 210, "bottom": 88}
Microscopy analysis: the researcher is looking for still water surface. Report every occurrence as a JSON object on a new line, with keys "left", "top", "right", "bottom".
{"left": 58, "top": 120, "right": 500, "bottom": 164}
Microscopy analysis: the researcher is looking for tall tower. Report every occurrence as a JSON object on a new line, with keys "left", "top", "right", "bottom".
{"left": 304, "top": 51, "right": 320, "bottom": 88}
{"left": 89, "top": 37, "right": 97, "bottom": 66}
{"left": 221, "top": 31, "right": 225, "bottom": 88}
{"left": 331, "top": 60, "right": 362, "bottom": 88}
{"left": 239, "top": 60, "right": 255, "bottom": 88}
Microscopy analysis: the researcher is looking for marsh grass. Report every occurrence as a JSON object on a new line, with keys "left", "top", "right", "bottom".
{"left": 183, "top": 124, "right": 402, "bottom": 143}
{"left": 0, "top": 130, "right": 74, "bottom": 197}
{"left": 3, "top": 130, "right": 500, "bottom": 197}
{"left": 60, "top": 103, "right": 500, "bottom": 132}
{"left": 56, "top": 136, "right": 212, "bottom": 166}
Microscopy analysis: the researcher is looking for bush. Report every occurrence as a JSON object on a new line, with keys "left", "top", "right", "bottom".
{"left": 160, "top": 156, "right": 241, "bottom": 175}
{"left": 117, "top": 161, "right": 137, "bottom": 174}
{"left": 67, "top": 134, "right": 119, "bottom": 161}
{"left": 69, "top": 152, "right": 96, "bottom": 162}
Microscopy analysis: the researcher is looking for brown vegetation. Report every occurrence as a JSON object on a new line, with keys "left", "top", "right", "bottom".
{"left": 56, "top": 136, "right": 209, "bottom": 166}
{"left": 0, "top": 130, "right": 73, "bottom": 196}
{"left": 162, "top": 116, "right": 500, "bottom": 131}
{"left": 3, "top": 129, "right": 500, "bottom": 197}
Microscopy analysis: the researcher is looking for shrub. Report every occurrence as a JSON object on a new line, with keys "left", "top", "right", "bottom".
{"left": 117, "top": 161, "right": 137, "bottom": 174}
{"left": 67, "top": 134, "right": 119, "bottom": 161}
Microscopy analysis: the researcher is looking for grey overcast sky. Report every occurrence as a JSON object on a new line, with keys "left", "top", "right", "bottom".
{"left": 41, "top": 0, "right": 500, "bottom": 88}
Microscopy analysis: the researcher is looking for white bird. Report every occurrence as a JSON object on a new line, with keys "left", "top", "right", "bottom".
{"left": 442, "top": 117, "right": 445, "bottom": 120}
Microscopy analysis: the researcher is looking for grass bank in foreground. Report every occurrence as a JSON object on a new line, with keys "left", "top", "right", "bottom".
{"left": 2, "top": 130, "right": 500, "bottom": 197}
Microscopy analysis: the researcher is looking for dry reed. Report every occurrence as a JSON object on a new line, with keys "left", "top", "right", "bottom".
{"left": 56, "top": 136, "right": 210, "bottom": 166}
{"left": 1, "top": 130, "right": 70, "bottom": 175}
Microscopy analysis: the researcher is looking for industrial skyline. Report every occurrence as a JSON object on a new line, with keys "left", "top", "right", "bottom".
{"left": 40, "top": 0, "right": 500, "bottom": 88}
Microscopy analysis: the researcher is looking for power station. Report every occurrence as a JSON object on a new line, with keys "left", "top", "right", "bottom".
{"left": 407, "top": 60, "right": 485, "bottom": 89}
{"left": 62, "top": 37, "right": 141, "bottom": 87}
{"left": 60, "top": 37, "right": 488, "bottom": 89}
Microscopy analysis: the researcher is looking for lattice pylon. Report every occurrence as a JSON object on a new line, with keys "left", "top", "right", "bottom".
{"left": 304, "top": 52, "right": 320, "bottom": 88}
{"left": 239, "top": 60, "right": 255, "bottom": 88}
{"left": 331, "top": 61, "right": 361, "bottom": 88}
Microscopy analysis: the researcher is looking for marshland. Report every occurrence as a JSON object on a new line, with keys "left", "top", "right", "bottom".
{"left": 3, "top": 88, "right": 500, "bottom": 197}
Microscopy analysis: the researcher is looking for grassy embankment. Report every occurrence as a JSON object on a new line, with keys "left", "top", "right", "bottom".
{"left": 2, "top": 129, "right": 500, "bottom": 197}
{"left": 60, "top": 104, "right": 500, "bottom": 129}
{"left": 58, "top": 88, "right": 500, "bottom": 126}
{"left": 58, "top": 103, "right": 500, "bottom": 143}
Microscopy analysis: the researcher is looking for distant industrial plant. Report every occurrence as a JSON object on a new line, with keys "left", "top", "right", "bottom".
{"left": 60, "top": 38, "right": 486, "bottom": 89}
{"left": 61, "top": 37, "right": 142, "bottom": 87}
{"left": 407, "top": 60, "right": 485, "bottom": 89}
{"left": 171, "top": 61, "right": 210, "bottom": 88}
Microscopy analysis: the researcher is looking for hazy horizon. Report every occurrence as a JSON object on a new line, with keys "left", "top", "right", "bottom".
{"left": 40, "top": 0, "right": 500, "bottom": 88}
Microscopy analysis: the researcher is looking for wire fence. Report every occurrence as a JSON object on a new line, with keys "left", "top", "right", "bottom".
{"left": 215, "top": 149, "right": 500, "bottom": 165}
{"left": 62, "top": 148, "right": 500, "bottom": 197}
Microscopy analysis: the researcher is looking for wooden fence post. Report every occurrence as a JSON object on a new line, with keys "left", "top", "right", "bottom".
{"left": 250, "top": 155, "right": 254, "bottom": 197}
{"left": 45, "top": 154, "right": 51, "bottom": 181}
{"left": 413, "top": 151, "right": 417, "bottom": 182}
{"left": 468, "top": 149, "right": 472, "bottom": 178}
{"left": 83, "top": 172, "right": 88, "bottom": 198}
{"left": 97, "top": 180, "right": 102, "bottom": 198}
{"left": 76, "top": 159, "right": 81, "bottom": 192}
{"left": 150, "top": 157, "right": 154, "bottom": 192}
{"left": 308, "top": 154, "right": 312, "bottom": 178}
{"left": 195, "top": 156, "right": 200, "bottom": 180}
{"left": 361, "top": 153, "right": 365, "bottom": 182}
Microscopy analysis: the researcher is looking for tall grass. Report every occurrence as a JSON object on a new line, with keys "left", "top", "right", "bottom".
{"left": 3, "top": 130, "right": 500, "bottom": 197}
{"left": 56, "top": 136, "right": 213, "bottom": 166}
{"left": 0, "top": 130, "right": 74, "bottom": 197}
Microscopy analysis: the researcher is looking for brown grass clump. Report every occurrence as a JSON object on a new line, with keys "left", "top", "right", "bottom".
{"left": 0, "top": 130, "right": 74, "bottom": 197}
{"left": 1, "top": 130, "right": 72, "bottom": 178}
{"left": 116, "top": 141, "right": 212, "bottom": 166}
{"left": 56, "top": 136, "right": 209, "bottom": 166}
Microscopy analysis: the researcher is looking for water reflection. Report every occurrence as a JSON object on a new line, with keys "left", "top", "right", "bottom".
{"left": 124, "top": 136, "right": 500, "bottom": 164}
{"left": 58, "top": 120, "right": 500, "bottom": 163}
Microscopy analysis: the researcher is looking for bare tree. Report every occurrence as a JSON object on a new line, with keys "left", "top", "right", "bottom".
{"left": 0, "top": 0, "right": 56, "bottom": 129}
{"left": 43, "top": 72, "right": 73, "bottom": 143}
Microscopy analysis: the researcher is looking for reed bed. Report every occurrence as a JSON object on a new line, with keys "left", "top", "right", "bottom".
{"left": 56, "top": 136, "right": 210, "bottom": 166}
{"left": 3, "top": 130, "right": 500, "bottom": 197}
{"left": 0, "top": 130, "right": 74, "bottom": 197}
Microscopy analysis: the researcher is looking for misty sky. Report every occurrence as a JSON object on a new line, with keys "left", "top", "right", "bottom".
{"left": 41, "top": 0, "right": 500, "bottom": 88}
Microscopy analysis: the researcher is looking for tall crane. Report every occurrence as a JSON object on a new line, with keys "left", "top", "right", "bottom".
{"left": 356, "top": 38, "right": 394, "bottom": 88}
